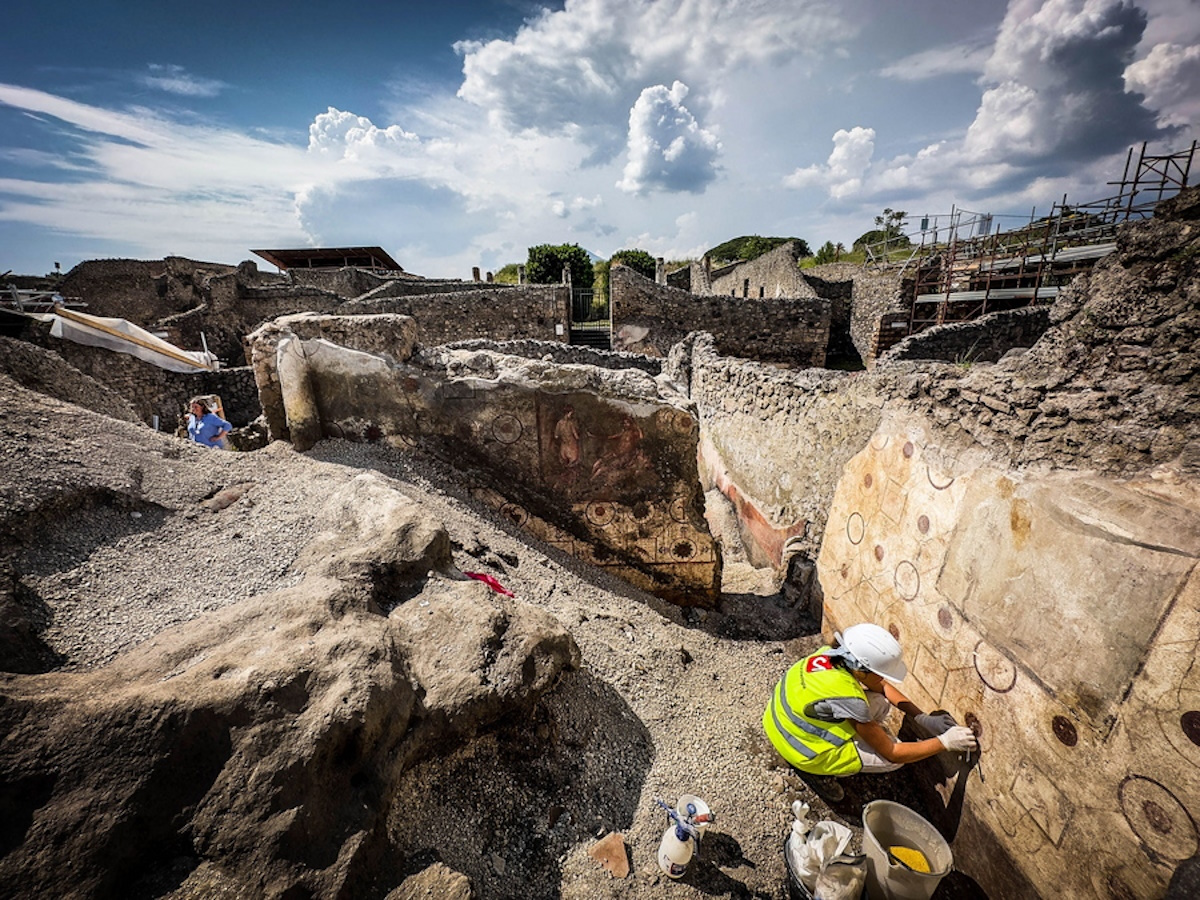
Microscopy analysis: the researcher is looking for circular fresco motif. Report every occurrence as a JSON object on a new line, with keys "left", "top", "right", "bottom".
{"left": 927, "top": 465, "right": 955, "bottom": 491}
{"left": 1119, "top": 775, "right": 1198, "bottom": 862}
{"left": 871, "top": 434, "right": 890, "bottom": 451}
{"left": 1052, "top": 715, "right": 1079, "bottom": 747}
{"left": 631, "top": 501, "right": 654, "bottom": 522}
{"left": 846, "top": 512, "right": 866, "bottom": 545}
{"left": 903, "top": 441, "right": 915, "bottom": 458}
{"left": 894, "top": 560, "right": 920, "bottom": 600}
{"left": 937, "top": 606, "right": 955, "bottom": 632}
{"left": 673, "top": 410, "right": 695, "bottom": 433}
{"left": 673, "top": 540, "right": 696, "bottom": 560}
{"left": 917, "top": 514, "right": 931, "bottom": 534}
{"left": 1181, "top": 711, "right": 1200, "bottom": 748}
{"left": 492, "top": 414, "right": 523, "bottom": 444}
{"left": 586, "top": 500, "right": 616, "bottom": 527}
{"left": 1154, "top": 687, "right": 1200, "bottom": 769}
{"left": 499, "top": 503, "right": 528, "bottom": 527}
{"left": 669, "top": 497, "right": 689, "bottom": 524}
{"left": 973, "top": 640, "right": 1018, "bottom": 693}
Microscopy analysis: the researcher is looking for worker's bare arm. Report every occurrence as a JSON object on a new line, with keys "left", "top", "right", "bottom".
{"left": 852, "top": 720, "right": 945, "bottom": 764}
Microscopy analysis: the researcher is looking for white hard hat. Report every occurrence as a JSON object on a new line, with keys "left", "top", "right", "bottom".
{"left": 836, "top": 623, "right": 907, "bottom": 684}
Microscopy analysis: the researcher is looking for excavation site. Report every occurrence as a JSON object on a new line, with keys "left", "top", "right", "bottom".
{"left": 1, "top": 181, "right": 1199, "bottom": 900}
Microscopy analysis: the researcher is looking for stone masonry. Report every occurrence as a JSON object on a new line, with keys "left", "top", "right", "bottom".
{"left": 610, "top": 265, "right": 831, "bottom": 367}
{"left": 707, "top": 241, "right": 819, "bottom": 300}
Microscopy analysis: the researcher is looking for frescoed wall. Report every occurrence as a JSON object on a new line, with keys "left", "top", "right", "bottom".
{"left": 817, "top": 415, "right": 1200, "bottom": 898}
{"left": 248, "top": 315, "right": 720, "bottom": 606}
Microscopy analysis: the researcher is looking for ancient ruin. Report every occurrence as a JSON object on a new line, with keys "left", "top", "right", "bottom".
{"left": 1, "top": 182, "right": 1198, "bottom": 899}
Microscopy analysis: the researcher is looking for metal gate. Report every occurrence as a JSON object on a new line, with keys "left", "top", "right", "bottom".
{"left": 569, "top": 287, "right": 610, "bottom": 348}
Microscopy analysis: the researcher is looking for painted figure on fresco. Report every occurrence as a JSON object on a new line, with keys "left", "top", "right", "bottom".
{"left": 590, "top": 414, "right": 651, "bottom": 489}
{"left": 553, "top": 405, "right": 582, "bottom": 487}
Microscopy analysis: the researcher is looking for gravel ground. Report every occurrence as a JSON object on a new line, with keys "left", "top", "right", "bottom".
{"left": 305, "top": 440, "right": 830, "bottom": 900}
{"left": 4, "top": 371, "right": 953, "bottom": 899}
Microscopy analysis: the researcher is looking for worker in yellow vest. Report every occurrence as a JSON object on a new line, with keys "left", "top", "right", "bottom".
{"left": 763, "top": 623, "right": 977, "bottom": 799}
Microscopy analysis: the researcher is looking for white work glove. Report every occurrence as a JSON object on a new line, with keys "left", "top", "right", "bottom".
{"left": 937, "top": 726, "right": 978, "bottom": 753}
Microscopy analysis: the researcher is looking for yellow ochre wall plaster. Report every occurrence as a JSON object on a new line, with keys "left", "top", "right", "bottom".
{"left": 817, "top": 414, "right": 1200, "bottom": 898}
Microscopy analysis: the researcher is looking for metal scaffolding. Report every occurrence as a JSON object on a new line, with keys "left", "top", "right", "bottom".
{"left": 874, "top": 141, "right": 1196, "bottom": 353}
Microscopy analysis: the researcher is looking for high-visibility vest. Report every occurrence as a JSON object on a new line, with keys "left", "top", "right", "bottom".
{"left": 762, "top": 647, "right": 866, "bottom": 776}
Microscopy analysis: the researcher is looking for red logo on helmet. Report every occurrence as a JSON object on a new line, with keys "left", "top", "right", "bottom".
{"left": 805, "top": 654, "right": 833, "bottom": 673}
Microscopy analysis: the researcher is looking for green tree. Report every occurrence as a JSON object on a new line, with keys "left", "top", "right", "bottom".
{"left": 526, "top": 243, "right": 595, "bottom": 288}
{"left": 594, "top": 248, "right": 657, "bottom": 300}
{"left": 593, "top": 259, "right": 610, "bottom": 300}
{"left": 813, "top": 241, "right": 838, "bottom": 264}
{"left": 853, "top": 208, "right": 910, "bottom": 252}
{"left": 610, "top": 248, "right": 657, "bottom": 279}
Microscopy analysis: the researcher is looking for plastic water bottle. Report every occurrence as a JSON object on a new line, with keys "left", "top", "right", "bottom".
{"left": 657, "top": 822, "right": 694, "bottom": 878}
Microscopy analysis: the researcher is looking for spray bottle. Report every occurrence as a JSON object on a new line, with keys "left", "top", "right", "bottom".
{"left": 655, "top": 797, "right": 704, "bottom": 879}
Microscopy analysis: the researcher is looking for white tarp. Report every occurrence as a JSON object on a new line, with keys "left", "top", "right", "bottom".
{"left": 47, "top": 307, "right": 217, "bottom": 373}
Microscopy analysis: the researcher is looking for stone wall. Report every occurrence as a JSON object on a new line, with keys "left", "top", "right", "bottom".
{"left": 248, "top": 314, "right": 720, "bottom": 606}
{"left": 666, "top": 332, "right": 884, "bottom": 569}
{"left": 59, "top": 257, "right": 228, "bottom": 324}
{"left": 284, "top": 267, "right": 420, "bottom": 297}
{"left": 845, "top": 267, "right": 909, "bottom": 366}
{"left": 59, "top": 258, "right": 346, "bottom": 367}
{"left": 444, "top": 339, "right": 663, "bottom": 376}
{"left": 353, "top": 278, "right": 514, "bottom": 301}
{"left": 13, "top": 261, "right": 576, "bottom": 442}
{"left": 340, "top": 285, "right": 570, "bottom": 347}
{"left": 22, "top": 320, "right": 258, "bottom": 429}
{"left": 610, "top": 266, "right": 831, "bottom": 367}
{"left": 707, "top": 241, "right": 817, "bottom": 299}
{"left": 678, "top": 186, "right": 1200, "bottom": 898}
{"left": 879, "top": 306, "right": 1052, "bottom": 365}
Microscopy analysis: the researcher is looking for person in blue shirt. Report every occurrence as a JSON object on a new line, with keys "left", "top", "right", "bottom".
{"left": 187, "top": 397, "right": 231, "bottom": 449}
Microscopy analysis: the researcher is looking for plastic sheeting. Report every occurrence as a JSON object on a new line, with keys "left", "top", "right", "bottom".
{"left": 48, "top": 307, "right": 217, "bottom": 373}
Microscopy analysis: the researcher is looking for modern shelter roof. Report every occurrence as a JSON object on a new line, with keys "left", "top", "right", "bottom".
{"left": 251, "top": 247, "right": 403, "bottom": 271}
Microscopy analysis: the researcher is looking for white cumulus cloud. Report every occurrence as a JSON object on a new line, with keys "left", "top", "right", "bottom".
{"left": 617, "top": 81, "right": 721, "bottom": 195}
{"left": 308, "top": 108, "right": 419, "bottom": 160}
{"left": 455, "top": 0, "right": 851, "bottom": 160}
{"left": 1125, "top": 41, "right": 1200, "bottom": 129}
{"left": 785, "top": 127, "right": 875, "bottom": 199}
{"left": 860, "top": 0, "right": 1171, "bottom": 204}
{"left": 964, "top": 0, "right": 1162, "bottom": 163}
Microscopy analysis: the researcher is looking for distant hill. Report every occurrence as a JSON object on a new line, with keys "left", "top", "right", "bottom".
{"left": 705, "top": 235, "right": 809, "bottom": 264}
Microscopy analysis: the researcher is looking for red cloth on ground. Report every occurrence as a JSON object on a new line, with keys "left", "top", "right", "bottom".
{"left": 464, "top": 572, "right": 515, "bottom": 597}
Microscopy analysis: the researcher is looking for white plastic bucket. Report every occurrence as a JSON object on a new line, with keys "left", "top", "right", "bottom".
{"left": 861, "top": 800, "right": 952, "bottom": 900}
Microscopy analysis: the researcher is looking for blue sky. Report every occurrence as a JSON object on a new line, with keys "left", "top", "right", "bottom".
{"left": 1, "top": 0, "right": 1197, "bottom": 278}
